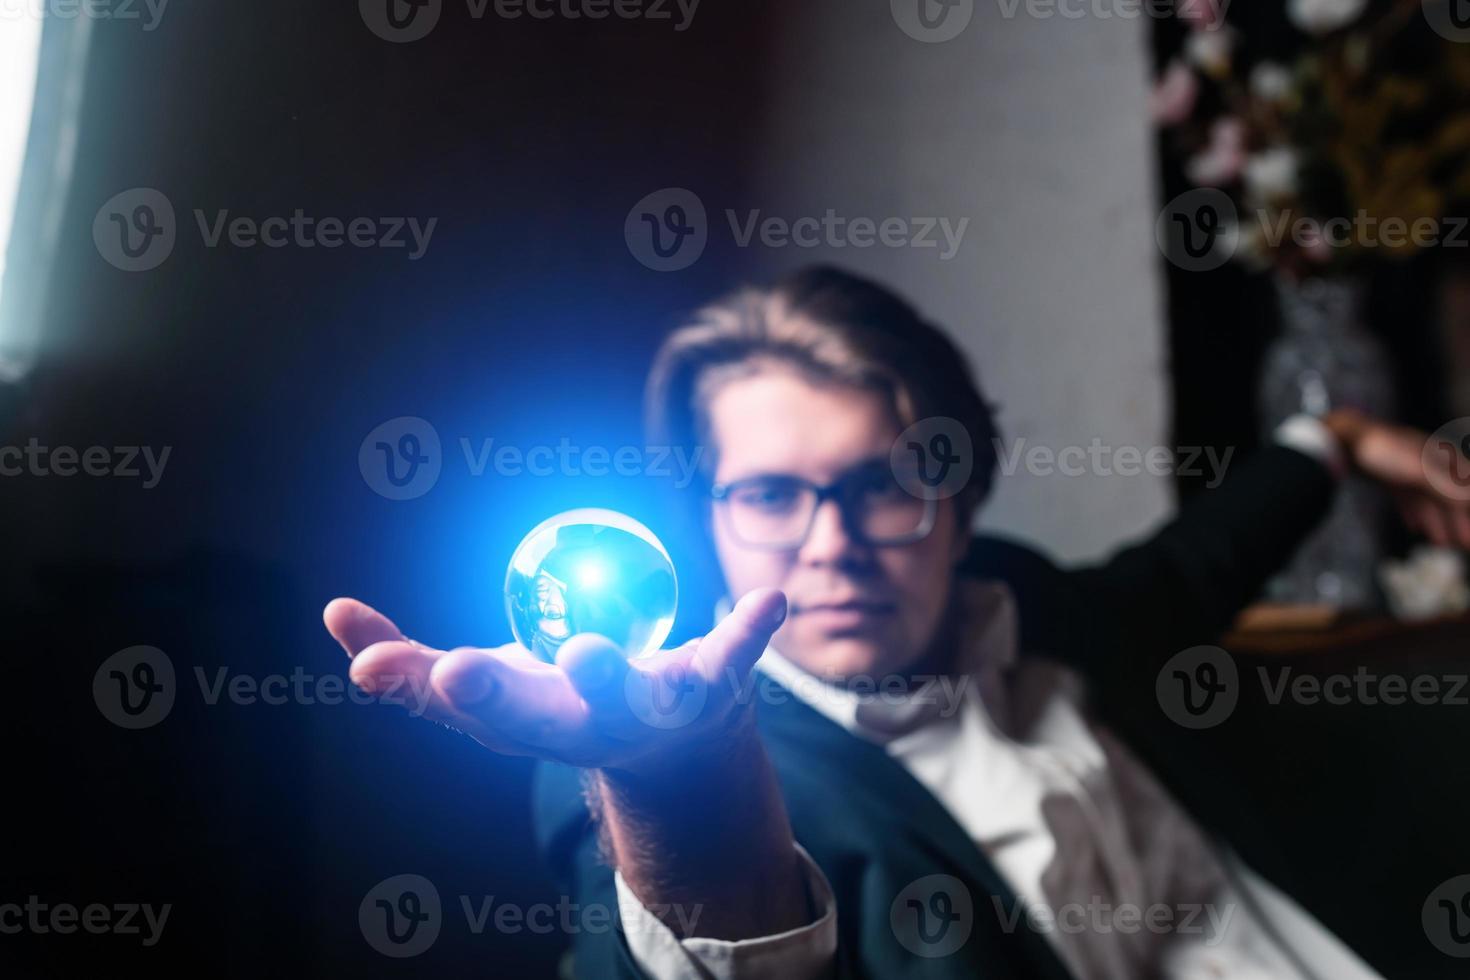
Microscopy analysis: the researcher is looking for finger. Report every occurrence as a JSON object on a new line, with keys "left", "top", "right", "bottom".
{"left": 429, "top": 647, "right": 590, "bottom": 754}
{"left": 690, "top": 588, "right": 787, "bottom": 684}
{"left": 348, "top": 639, "right": 444, "bottom": 720}
{"left": 324, "top": 598, "right": 406, "bottom": 658}
{"left": 556, "top": 633, "right": 635, "bottom": 724}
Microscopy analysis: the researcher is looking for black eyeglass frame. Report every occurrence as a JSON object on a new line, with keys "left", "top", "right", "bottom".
{"left": 708, "top": 469, "right": 939, "bottom": 552}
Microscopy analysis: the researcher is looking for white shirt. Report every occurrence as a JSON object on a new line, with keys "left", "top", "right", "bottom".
{"left": 614, "top": 422, "right": 1379, "bottom": 980}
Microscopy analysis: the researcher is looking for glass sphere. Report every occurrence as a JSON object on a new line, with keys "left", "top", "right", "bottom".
{"left": 505, "top": 509, "right": 677, "bottom": 663}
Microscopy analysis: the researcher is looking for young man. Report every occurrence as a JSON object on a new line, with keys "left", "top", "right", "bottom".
{"left": 326, "top": 267, "right": 1470, "bottom": 978}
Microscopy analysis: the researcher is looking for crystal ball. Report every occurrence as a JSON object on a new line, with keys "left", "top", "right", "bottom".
{"left": 505, "top": 509, "right": 678, "bottom": 663}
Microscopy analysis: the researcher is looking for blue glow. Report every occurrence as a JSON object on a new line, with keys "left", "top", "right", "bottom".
{"left": 575, "top": 559, "right": 609, "bottom": 590}
{"left": 505, "top": 509, "right": 677, "bottom": 661}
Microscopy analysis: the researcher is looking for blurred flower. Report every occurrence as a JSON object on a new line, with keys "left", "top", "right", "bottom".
{"left": 1151, "top": 60, "right": 1200, "bottom": 126}
{"left": 1244, "top": 147, "right": 1299, "bottom": 201}
{"left": 1249, "top": 62, "right": 1294, "bottom": 103}
{"left": 1380, "top": 547, "right": 1470, "bottom": 622}
{"left": 1186, "top": 117, "right": 1247, "bottom": 186}
{"left": 1185, "top": 24, "right": 1236, "bottom": 78}
{"left": 1287, "top": 0, "right": 1369, "bottom": 36}
{"left": 1177, "top": 0, "right": 1227, "bottom": 31}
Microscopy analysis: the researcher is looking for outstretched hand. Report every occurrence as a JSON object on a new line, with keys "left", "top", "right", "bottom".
{"left": 322, "top": 588, "right": 787, "bottom": 774}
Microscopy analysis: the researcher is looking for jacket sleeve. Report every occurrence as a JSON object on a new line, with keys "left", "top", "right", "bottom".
{"left": 964, "top": 445, "right": 1337, "bottom": 685}
{"left": 1070, "top": 444, "right": 1336, "bottom": 656}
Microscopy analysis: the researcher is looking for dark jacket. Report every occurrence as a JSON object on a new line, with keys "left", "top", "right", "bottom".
{"left": 533, "top": 446, "right": 1336, "bottom": 978}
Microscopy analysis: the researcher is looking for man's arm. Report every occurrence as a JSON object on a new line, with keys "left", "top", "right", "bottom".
{"left": 1063, "top": 409, "right": 1470, "bottom": 665}
{"left": 1070, "top": 440, "right": 1336, "bottom": 657}
{"left": 593, "top": 729, "right": 808, "bottom": 940}
{"left": 325, "top": 587, "right": 826, "bottom": 976}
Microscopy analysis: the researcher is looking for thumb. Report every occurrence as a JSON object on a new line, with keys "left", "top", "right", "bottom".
{"left": 692, "top": 588, "right": 787, "bottom": 683}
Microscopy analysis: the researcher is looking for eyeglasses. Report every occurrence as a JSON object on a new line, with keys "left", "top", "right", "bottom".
{"left": 709, "top": 462, "right": 937, "bottom": 551}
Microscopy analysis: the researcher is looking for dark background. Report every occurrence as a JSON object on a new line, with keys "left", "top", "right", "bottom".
{"left": 3, "top": 2, "right": 1468, "bottom": 977}
{"left": 5, "top": 2, "right": 776, "bottom": 974}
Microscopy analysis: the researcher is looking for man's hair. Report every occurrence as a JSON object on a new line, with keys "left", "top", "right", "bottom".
{"left": 645, "top": 265, "right": 1001, "bottom": 523}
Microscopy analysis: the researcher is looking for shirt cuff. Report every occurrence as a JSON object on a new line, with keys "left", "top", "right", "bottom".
{"left": 614, "top": 843, "right": 838, "bottom": 980}
{"left": 1273, "top": 413, "right": 1347, "bottom": 480}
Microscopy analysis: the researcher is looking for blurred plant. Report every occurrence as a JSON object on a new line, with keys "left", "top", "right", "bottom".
{"left": 1155, "top": 0, "right": 1470, "bottom": 275}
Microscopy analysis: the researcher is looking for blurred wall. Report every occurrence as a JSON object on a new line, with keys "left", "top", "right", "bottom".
{"left": 742, "top": 0, "right": 1171, "bottom": 562}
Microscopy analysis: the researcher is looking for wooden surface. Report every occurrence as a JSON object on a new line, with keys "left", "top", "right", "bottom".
{"left": 1225, "top": 604, "right": 1470, "bottom": 658}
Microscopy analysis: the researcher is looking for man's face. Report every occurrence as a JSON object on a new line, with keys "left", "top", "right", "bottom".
{"left": 706, "top": 370, "right": 967, "bottom": 681}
